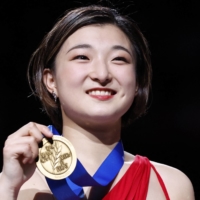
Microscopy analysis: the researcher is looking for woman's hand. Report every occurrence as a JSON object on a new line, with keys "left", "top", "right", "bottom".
{"left": 0, "top": 122, "right": 53, "bottom": 199}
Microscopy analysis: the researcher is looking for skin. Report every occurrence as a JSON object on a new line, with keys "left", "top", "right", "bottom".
{"left": 0, "top": 24, "right": 195, "bottom": 200}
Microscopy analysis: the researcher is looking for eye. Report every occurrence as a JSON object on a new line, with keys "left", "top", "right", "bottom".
{"left": 73, "top": 55, "right": 89, "bottom": 60}
{"left": 112, "top": 57, "right": 129, "bottom": 63}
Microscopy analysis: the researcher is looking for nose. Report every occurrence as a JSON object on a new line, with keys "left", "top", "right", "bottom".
{"left": 89, "top": 60, "right": 112, "bottom": 86}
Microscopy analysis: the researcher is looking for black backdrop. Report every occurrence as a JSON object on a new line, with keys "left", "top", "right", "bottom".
{"left": 0, "top": 0, "right": 200, "bottom": 198}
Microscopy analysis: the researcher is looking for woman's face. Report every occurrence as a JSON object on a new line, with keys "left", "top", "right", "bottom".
{"left": 47, "top": 24, "right": 137, "bottom": 126}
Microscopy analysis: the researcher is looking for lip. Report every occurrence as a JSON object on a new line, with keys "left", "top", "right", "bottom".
{"left": 86, "top": 88, "right": 116, "bottom": 100}
{"left": 86, "top": 88, "right": 116, "bottom": 94}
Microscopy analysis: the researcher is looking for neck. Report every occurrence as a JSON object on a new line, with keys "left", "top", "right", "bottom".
{"left": 61, "top": 116, "right": 121, "bottom": 175}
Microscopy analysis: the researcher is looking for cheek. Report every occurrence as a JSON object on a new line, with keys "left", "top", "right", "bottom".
{"left": 55, "top": 65, "right": 87, "bottom": 88}
{"left": 116, "top": 67, "right": 137, "bottom": 89}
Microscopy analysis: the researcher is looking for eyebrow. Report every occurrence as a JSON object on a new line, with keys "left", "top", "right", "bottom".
{"left": 112, "top": 45, "right": 132, "bottom": 56}
{"left": 67, "top": 44, "right": 132, "bottom": 56}
{"left": 67, "top": 44, "right": 92, "bottom": 53}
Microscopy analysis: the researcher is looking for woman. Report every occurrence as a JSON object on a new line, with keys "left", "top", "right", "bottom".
{"left": 0, "top": 5, "right": 194, "bottom": 200}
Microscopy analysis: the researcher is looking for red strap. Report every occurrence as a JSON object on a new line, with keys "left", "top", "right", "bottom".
{"left": 151, "top": 164, "right": 170, "bottom": 200}
{"left": 103, "top": 155, "right": 150, "bottom": 200}
{"left": 103, "top": 155, "right": 170, "bottom": 200}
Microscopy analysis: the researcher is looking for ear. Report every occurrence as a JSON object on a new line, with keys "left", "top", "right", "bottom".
{"left": 134, "top": 85, "right": 139, "bottom": 97}
{"left": 43, "top": 68, "right": 57, "bottom": 95}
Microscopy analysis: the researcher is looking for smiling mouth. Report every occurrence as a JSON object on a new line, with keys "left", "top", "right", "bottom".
{"left": 86, "top": 89, "right": 116, "bottom": 96}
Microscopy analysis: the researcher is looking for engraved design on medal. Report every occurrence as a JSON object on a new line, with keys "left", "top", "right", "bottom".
{"left": 36, "top": 136, "right": 77, "bottom": 180}
{"left": 40, "top": 140, "right": 71, "bottom": 175}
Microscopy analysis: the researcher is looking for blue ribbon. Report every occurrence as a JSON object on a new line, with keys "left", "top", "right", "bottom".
{"left": 46, "top": 125, "right": 124, "bottom": 200}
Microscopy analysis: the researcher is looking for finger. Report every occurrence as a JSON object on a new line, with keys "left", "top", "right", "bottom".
{"left": 8, "top": 122, "right": 53, "bottom": 142}
{"left": 34, "top": 123, "right": 53, "bottom": 138}
{"left": 5, "top": 136, "right": 39, "bottom": 161}
{"left": 3, "top": 143, "right": 34, "bottom": 164}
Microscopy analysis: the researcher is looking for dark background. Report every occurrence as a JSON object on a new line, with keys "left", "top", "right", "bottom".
{"left": 0, "top": 0, "right": 199, "bottom": 198}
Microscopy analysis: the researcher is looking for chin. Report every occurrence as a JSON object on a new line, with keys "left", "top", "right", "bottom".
{"left": 84, "top": 112, "right": 122, "bottom": 125}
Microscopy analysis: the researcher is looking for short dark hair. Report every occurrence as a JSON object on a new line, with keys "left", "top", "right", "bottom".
{"left": 27, "top": 5, "right": 152, "bottom": 132}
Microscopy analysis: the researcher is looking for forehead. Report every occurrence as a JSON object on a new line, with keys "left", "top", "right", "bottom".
{"left": 61, "top": 24, "right": 133, "bottom": 52}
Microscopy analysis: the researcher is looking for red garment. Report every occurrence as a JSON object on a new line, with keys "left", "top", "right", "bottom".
{"left": 103, "top": 155, "right": 170, "bottom": 200}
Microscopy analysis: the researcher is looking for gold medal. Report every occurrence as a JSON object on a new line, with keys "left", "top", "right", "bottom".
{"left": 36, "top": 136, "right": 77, "bottom": 180}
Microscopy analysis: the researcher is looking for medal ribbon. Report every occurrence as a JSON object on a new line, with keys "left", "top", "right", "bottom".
{"left": 46, "top": 125, "right": 124, "bottom": 200}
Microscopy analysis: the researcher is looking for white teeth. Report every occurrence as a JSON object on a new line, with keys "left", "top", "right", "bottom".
{"left": 88, "top": 90, "right": 112, "bottom": 96}
{"left": 96, "top": 90, "right": 101, "bottom": 95}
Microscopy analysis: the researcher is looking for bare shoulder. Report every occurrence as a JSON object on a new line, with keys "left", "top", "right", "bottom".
{"left": 17, "top": 169, "right": 55, "bottom": 200}
{"left": 151, "top": 160, "right": 195, "bottom": 200}
{"left": 124, "top": 151, "right": 135, "bottom": 163}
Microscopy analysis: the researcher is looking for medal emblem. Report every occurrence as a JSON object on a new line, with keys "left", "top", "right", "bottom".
{"left": 36, "top": 136, "right": 77, "bottom": 180}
